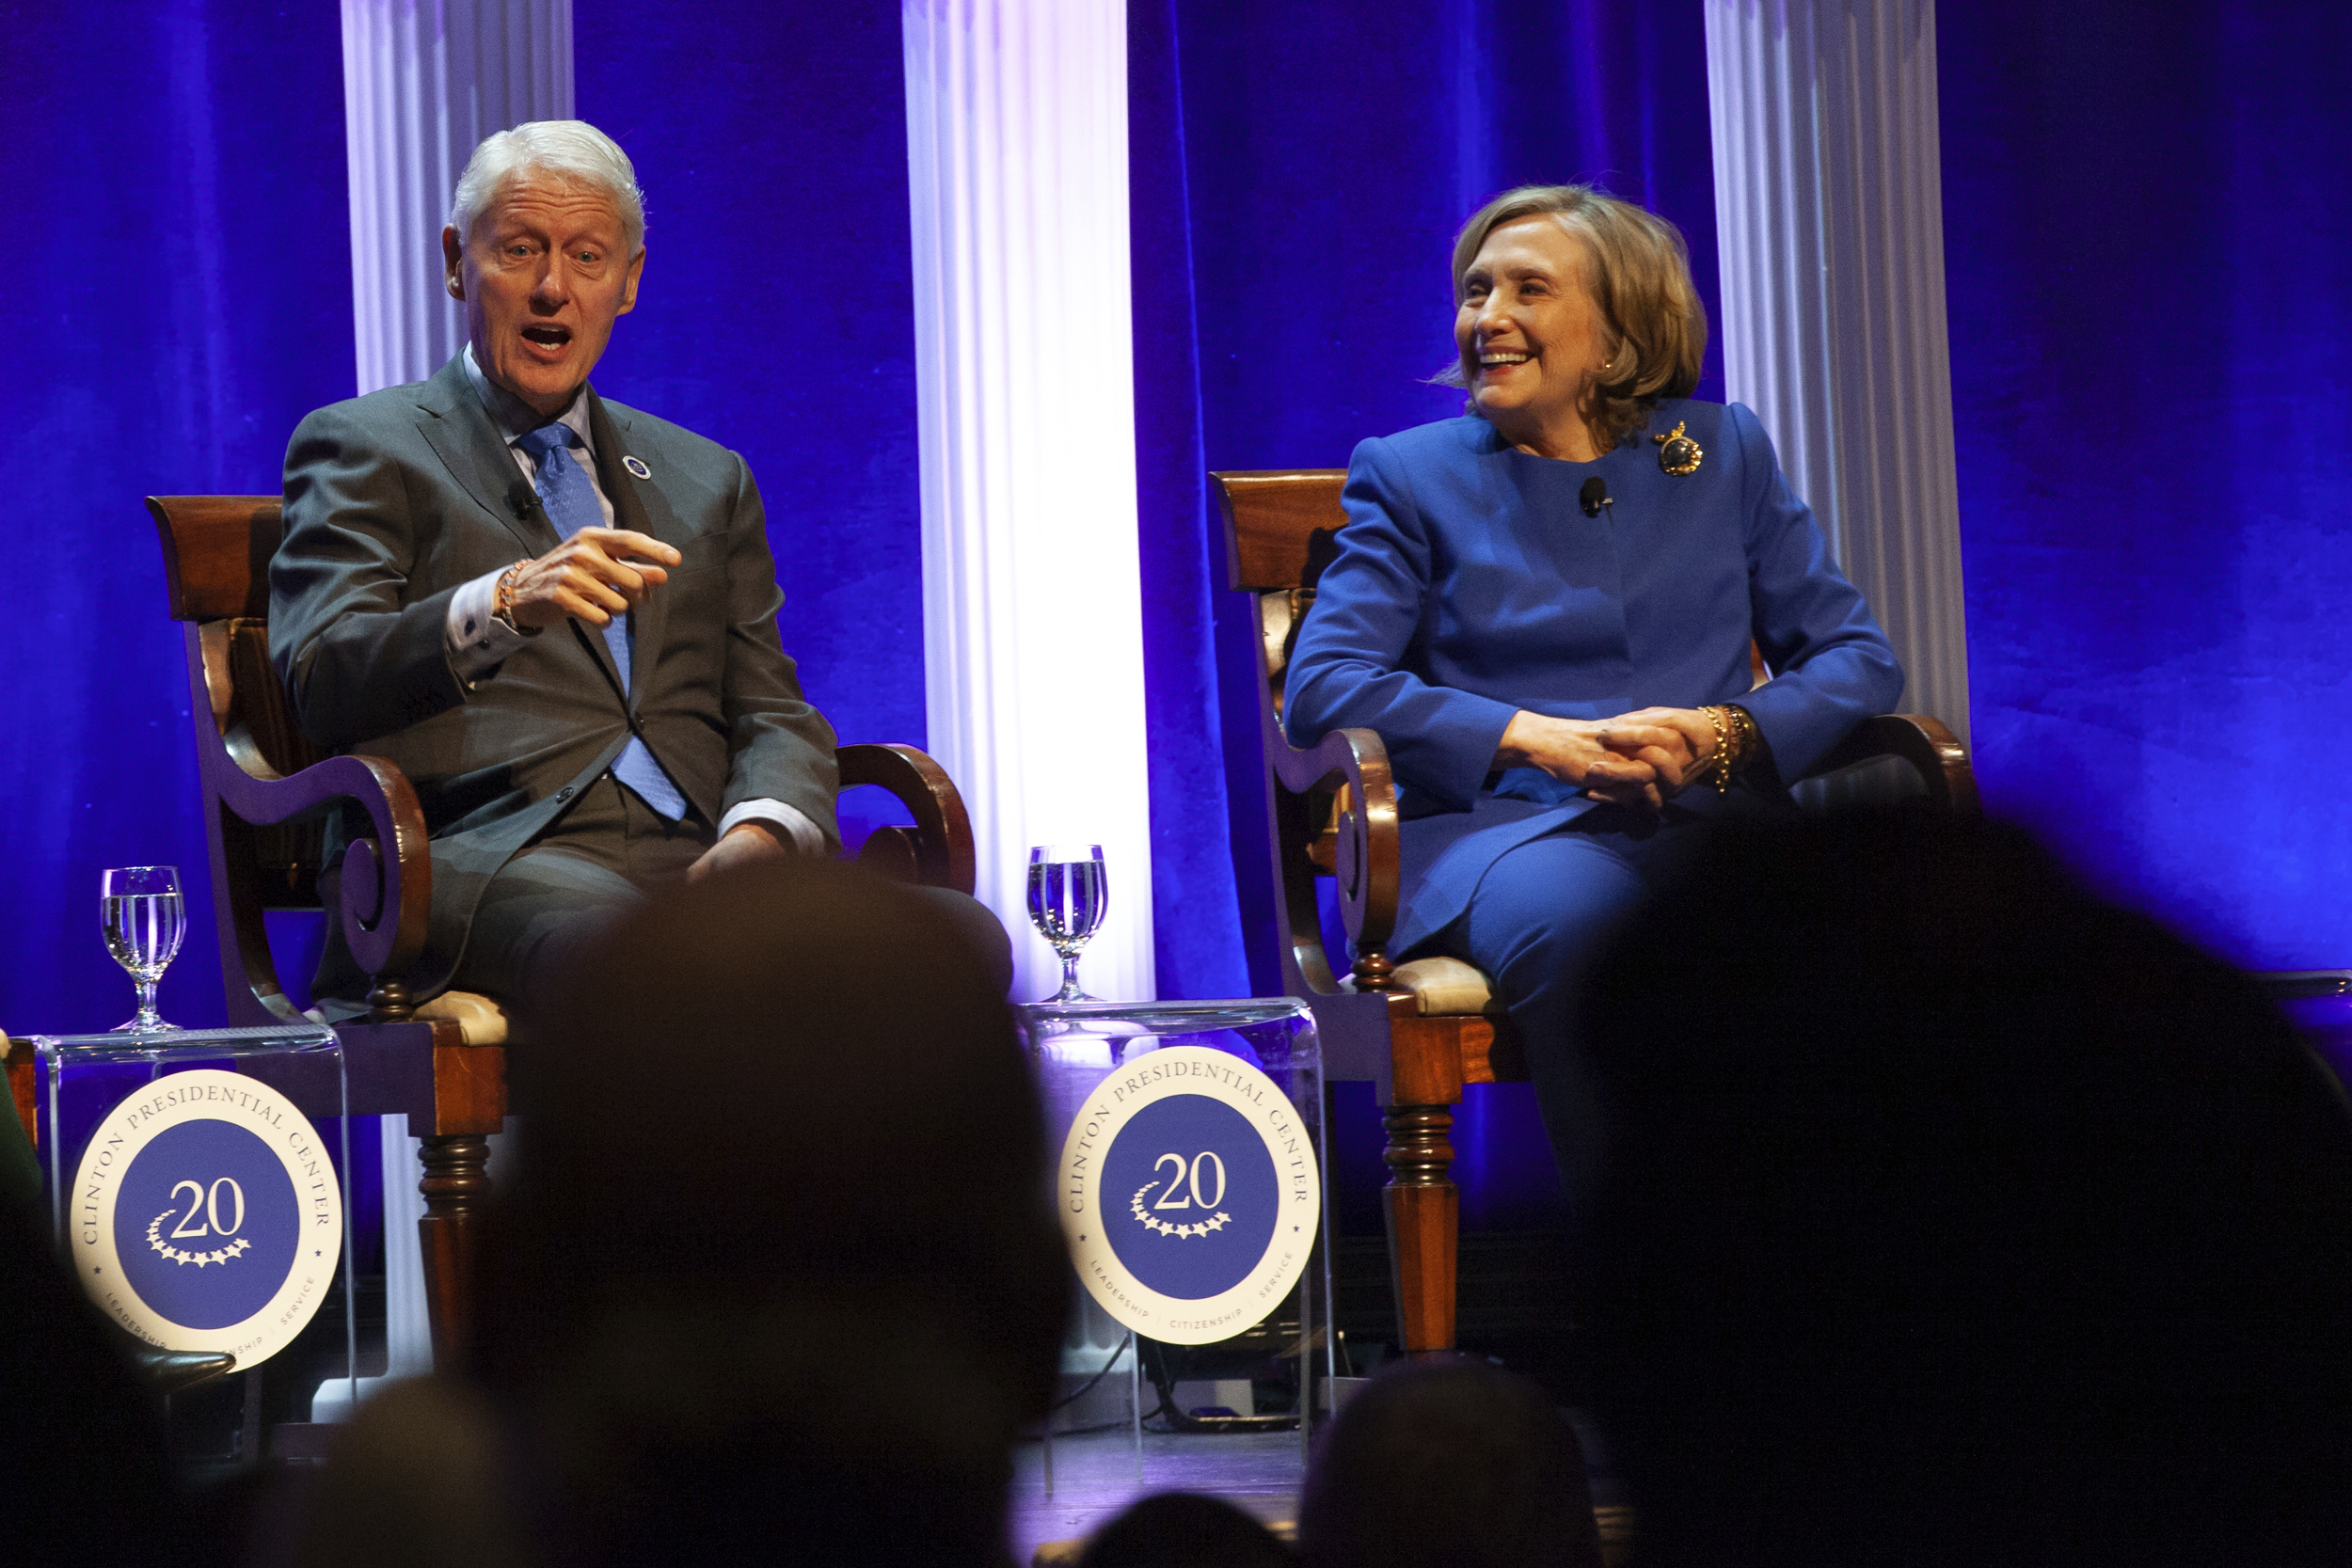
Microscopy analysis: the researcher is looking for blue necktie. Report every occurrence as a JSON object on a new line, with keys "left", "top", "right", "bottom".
{"left": 516, "top": 422, "right": 690, "bottom": 822}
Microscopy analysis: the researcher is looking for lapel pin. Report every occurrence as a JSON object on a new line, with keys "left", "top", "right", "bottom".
{"left": 1653, "top": 421, "right": 1703, "bottom": 476}
{"left": 622, "top": 455, "right": 652, "bottom": 480}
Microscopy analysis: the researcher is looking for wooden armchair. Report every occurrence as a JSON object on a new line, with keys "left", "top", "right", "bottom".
{"left": 1211, "top": 468, "right": 1978, "bottom": 1358}
{"left": 139, "top": 494, "right": 978, "bottom": 1365}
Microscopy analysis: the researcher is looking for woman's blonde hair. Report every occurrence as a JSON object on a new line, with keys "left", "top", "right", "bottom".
{"left": 1441, "top": 183, "right": 1708, "bottom": 451}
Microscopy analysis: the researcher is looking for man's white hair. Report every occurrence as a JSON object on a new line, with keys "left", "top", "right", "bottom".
{"left": 449, "top": 120, "right": 647, "bottom": 255}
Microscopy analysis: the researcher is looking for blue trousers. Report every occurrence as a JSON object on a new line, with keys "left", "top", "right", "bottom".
{"left": 1404, "top": 797, "right": 1777, "bottom": 1215}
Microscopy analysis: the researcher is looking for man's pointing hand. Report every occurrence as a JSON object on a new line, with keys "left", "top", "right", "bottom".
{"left": 508, "top": 527, "right": 681, "bottom": 630}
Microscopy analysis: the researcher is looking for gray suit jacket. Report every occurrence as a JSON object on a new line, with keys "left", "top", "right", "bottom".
{"left": 270, "top": 355, "right": 839, "bottom": 998}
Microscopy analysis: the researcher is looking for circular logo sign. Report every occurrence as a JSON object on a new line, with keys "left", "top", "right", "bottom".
{"left": 1058, "top": 1045, "right": 1320, "bottom": 1345}
{"left": 68, "top": 1069, "right": 343, "bottom": 1368}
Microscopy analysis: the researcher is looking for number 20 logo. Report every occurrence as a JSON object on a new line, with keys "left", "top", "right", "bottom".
{"left": 165, "top": 1178, "right": 246, "bottom": 1240}
{"left": 1149, "top": 1151, "right": 1227, "bottom": 1211}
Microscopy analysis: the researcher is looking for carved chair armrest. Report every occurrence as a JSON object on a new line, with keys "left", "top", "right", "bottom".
{"left": 1272, "top": 725, "right": 1401, "bottom": 992}
{"left": 836, "top": 743, "right": 977, "bottom": 895}
{"left": 1801, "top": 712, "right": 1979, "bottom": 815}
{"left": 210, "top": 747, "right": 432, "bottom": 1009}
{"left": 189, "top": 623, "right": 431, "bottom": 1017}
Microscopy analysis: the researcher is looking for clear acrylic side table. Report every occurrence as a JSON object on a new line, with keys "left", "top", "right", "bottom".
{"left": 1018, "top": 999, "right": 1334, "bottom": 1500}
{"left": 31, "top": 1022, "right": 358, "bottom": 1468}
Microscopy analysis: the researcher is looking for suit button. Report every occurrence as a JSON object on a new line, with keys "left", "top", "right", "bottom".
{"left": 557, "top": 786, "right": 575, "bottom": 801}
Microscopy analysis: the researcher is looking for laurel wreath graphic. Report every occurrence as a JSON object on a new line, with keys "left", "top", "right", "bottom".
{"left": 147, "top": 1212, "right": 252, "bottom": 1268}
{"left": 1132, "top": 1184, "right": 1232, "bottom": 1239}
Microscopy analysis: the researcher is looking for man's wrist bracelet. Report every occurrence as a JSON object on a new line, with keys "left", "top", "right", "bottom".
{"left": 491, "top": 562, "right": 538, "bottom": 638}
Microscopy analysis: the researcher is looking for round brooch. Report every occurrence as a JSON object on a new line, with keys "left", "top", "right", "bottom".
{"left": 622, "top": 455, "right": 652, "bottom": 480}
{"left": 1653, "top": 420, "right": 1703, "bottom": 476}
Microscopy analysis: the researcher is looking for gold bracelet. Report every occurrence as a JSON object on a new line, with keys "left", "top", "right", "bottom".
{"left": 1726, "top": 705, "right": 1759, "bottom": 778}
{"left": 1703, "top": 705, "right": 1731, "bottom": 795}
{"left": 491, "top": 561, "right": 533, "bottom": 637}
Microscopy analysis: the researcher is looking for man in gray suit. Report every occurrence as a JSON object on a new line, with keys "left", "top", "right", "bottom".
{"left": 272, "top": 120, "right": 983, "bottom": 1010}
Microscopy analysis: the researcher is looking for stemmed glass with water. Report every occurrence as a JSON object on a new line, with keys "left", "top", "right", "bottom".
{"left": 1026, "top": 844, "right": 1107, "bottom": 1004}
{"left": 103, "top": 865, "right": 185, "bottom": 1034}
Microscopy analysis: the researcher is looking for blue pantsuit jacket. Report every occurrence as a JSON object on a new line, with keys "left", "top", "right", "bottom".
{"left": 1283, "top": 401, "right": 1905, "bottom": 959}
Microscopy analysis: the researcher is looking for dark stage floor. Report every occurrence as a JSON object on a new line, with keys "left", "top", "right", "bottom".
{"left": 1007, "top": 1429, "right": 1304, "bottom": 1564}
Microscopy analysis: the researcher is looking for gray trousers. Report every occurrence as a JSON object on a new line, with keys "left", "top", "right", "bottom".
{"left": 446, "top": 774, "right": 708, "bottom": 1001}
{"left": 449, "top": 774, "right": 1013, "bottom": 1006}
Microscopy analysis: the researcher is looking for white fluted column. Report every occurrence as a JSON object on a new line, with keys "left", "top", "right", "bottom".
{"left": 903, "top": 0, "right": 1157, "bottom": 1006}
{"left": 1705, "top": 0, "right": 1971, "bottom": 740}
{"left": 330, "top": 0, "right": 569, "bottom": 1403}
{"left": 342, "top": 0, "right": 572, "bottom": 393}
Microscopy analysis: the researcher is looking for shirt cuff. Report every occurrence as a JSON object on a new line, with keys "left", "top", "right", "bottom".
{"left": 717, "top": 799, "right": 826, "bottom": 857}
{"left": 445, "top": 566, "right": 535, "bottom": 685}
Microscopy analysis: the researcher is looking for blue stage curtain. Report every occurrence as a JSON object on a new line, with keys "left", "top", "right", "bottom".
{"left": 1940, "top": 2, "right": 2352, "bottom": 969}
{"left": 575, "top": 4, "right": 927, "bottom": 854}
{"left": 1130, "top": 0, "right": 1720, "bottom": 1227}
{"left": 0, "top": 4, "right": 351, "bottom": 1034}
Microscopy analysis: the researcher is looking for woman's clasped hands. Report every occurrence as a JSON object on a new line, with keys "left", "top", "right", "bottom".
{"left": 1495, "top": 706, "right": 1725, "bottom": 811}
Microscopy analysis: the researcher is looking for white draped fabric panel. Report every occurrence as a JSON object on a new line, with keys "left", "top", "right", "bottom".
{"left": 331, "top": 0, "right": 569, "bottom": 1402}
{"left": 902, "top": 0, "right": 1158, "bottom": 1006}
{"left": 1703, "top": 0, "right": 1971, "bottom": 740}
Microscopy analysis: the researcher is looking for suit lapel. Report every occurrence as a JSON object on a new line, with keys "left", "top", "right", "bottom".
{"left": 411, "top": 356, "right": 562, "bottom": 560}
{"left": 587, "top": 389, "right": 679, "bottom": 704}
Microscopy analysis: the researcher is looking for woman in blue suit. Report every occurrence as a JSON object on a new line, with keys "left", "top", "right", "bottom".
{"left": 1284, "top": 184, "right": 1903, "bottom": 1194}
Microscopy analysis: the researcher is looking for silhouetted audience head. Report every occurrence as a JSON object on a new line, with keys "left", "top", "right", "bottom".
{"left": 1577, "top": 811, "right": 2352, "bottom": 1568}
{"left": 304, "top": 860, "right": 1061, "bottom": 1568}
{"left": 0, "top": 1174, "right": 182, "bottom": 1568}
{"left": 1295, "top": 1356, "right": 1600, "bottom": 1568}
{"left": 1, "top": 1041, "right": 272, "bottom": 1568}
{"left": 1078, "top": 1492, "right": 1295, "bottom": 1568}
{"left": 509, "top": 859, "right": 1062, "bottom": 1562}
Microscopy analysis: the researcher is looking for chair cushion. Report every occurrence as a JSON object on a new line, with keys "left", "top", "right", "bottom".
{"left": 416, "top": 990, "right": 509, "bottom": 1046}
{"left": 1391, "top": 956, "right": 1500, "bottom": 1017}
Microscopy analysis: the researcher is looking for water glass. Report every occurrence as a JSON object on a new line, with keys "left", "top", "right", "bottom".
{"left": 103, "top": 865, "right": 185, "bottom": 1034}
{"left": 1027, "top": 844, "right": 1107, "bottom": 1004}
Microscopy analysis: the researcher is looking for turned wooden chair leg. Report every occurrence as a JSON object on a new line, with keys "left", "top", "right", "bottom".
{"left": 418, "top": 1133, "right": 491, "bottom": 1370}
{"left": 1382, "top": 1102, "right": 1459, "bottom": 1356}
